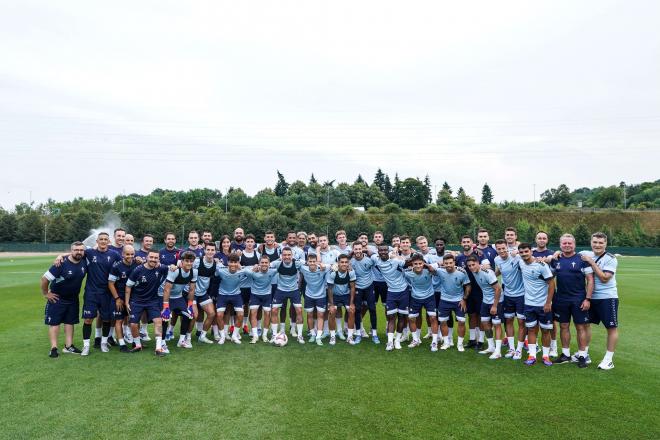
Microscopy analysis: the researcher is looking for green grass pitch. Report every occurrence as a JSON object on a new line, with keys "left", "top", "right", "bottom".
{"left": 0, "top": 256, "right": 659, "bottom": 439}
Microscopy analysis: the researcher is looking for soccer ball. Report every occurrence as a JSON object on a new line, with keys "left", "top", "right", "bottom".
{"left": 273, "top": 333, "right": 288, "bottom": 347}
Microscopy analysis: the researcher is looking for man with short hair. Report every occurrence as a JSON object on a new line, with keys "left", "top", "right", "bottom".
{"left": 403, "top": 254, "right": 439, "bottom": 351}
{"left": 455, "top": 235, "right": 488, "bottom": 350}
{"left": 109, "top": 228, "right": 125, "bottom": 255}
{"left": 125, "top": 250, "right": 172, "bottom": 355}
{"left": 326, "top": 255, "right": 357, "bottom": 345}
{"left": 231, "top": 228, "right": 246, "bottom": 252}
{"left": 334, "top": 230, "right": 352, "bottom": 255}
{"left": 580, "top": 232, "right": 619, "bottom": 370}
{"left": 350, "top": 241, "right": 378, "bottom": 344}
{"left": 504, "top": 227, "right": 519, "bottom": 255}
{"left": 371, "top": 246, "right": 409, "bottom": 351}
{"left": 108, "top": 245, "right": 139, "bottom": 352}
{"left": 201, "top": 230, "right": 213, "bottom": 245}
{"left": 184, "top": 231, "right": 204, "bottom": 258}
{"left": 518, "top": 243, "right": 555, "bottom": 366}
{"left": 476, "top": 228, "right": 497, "bottom": 266}
{"left": 135, "top": 234, "right": 154, "bottom": 263}
{"left": 41, "top": 242, "right": 87, "bottom": 357}
{"left": 215, "top": 253, "right": 250, "bottom": 344}
{"left": 245, "top": 255, "right": 278, "bottom": 343}
{"left": 239, "top": 234, "right": 260, "bottom": 336}
{"left": 533, "top": 230, "right": 558, "bottom": 356}
{"left": 435, "top": 254, "right": 471, "bottom": 351}
{"left": 466, "top": 255, "right": 504, "bottom": 359}
{"left": 124, "top": 234, "right": 135, "bottom": 247}
{"left": 433, "top": 237, "right": 448, "bottom": 257}
{"left": 369, "top": 231, "right": 389, "bottom": 326}
{"left": 268, "top": 248, "right": 306, "bottom": 344}
{"left": 192, "top": 242, "right": 219, "bottom": 344}
{"left": 550, "top": 234, "right": 594, "bottom": 368}
{"left": 299, "top": 253, "right": 330, "bottom": 345}
{"left": 159, "top": 232, "right": 179, "bottom": 341}
{"left": 494, "top": 239, "right": 526, "bottom": 359}
{"left": 161, "top": 252, "right": 197, "bottom": 350}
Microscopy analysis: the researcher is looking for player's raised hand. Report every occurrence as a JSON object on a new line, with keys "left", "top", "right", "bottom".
{"left": 580, "top": 254, "right": 594, "bottom": 264}
{"left": 53, "top": 254, "right": 65, "bottom": 267}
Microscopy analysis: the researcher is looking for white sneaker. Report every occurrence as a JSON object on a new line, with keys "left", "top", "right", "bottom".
{"left": 124, "top": 332, "right": 133, "bottom": 344}
{"left": 337, "top": 331, "right": 346, "bottom": 341}
{"left": 489, "top": 352, "right": 502, "bottom": 360}
{"left": 347, "top": 335, "right": 355, "bottom": 345}
{"left": 231, "top": 334, "right": 242, "bottom": 344}
{"left": 423, "top": 330, "right": 433, "bottom": 340}
{"left": 291, "top": 327, "right": 298, "bottom": 338}
{"left": 401, "top": 329, "right": 410, "bottom": 341}
{"left": 329, "top": 335, "right": 336, "bottom": 346}
{"left": 81, "top": 345, "right": 90, "bottom": 356}
{"left": 262, "top": 332, "right": 269, "bottom": 343}
{"left": 549, "top": 348, "right": 558, "bottom": 357}
{"left": 504, "top": 349, "right": 516, "bottom": 359}
{"left": 449, "top": 340, "right": 455, "bottom": 347}
{"left": 408, "top": 339, "right": 420, "bottom": 348}
{"left": 479, "top": 347, "right": 495, "bottom": 355}
{"left": 385, "top": 342, "right": 394, "bottom": 351}
{"left": 141, "top": 333, "right": 151, "bottom": 342}
{"left": 214, "top": 333, "right": 221, "bottom": 342}
{"left": 161, "top": 343, "right": 170, "bottom": 354}
{"left": 198, "top": 333, "right": 214, "bottom": 344}
{"left": 598, "top": 360, "right": 614, "bottom": 370}
{"left": 100, "top": 343, "right": 110, "bottom": 353}
{"left": 457, "top": 343, "right": 465, "bottom": 352}
{"left": 316, "top": 337, "right": 323, "bottom": 346}
{"left": 297, "top": 334, "right": 305, "bottom": 344}
{"left": 430, "top": 341, "right": 438, "bottom": 352}
{"left": 177, "top": 339, "right": 193, "bottom": 349}
{"left": 250, "top": 335, "right": 259, "bottom": 344}
{"left": 360, "top": 328, "right": 368, "bottom": 338}
{"left": 571, "top": 353, "right": 592, "bottom": 364}
{"left": 394, "top": 339, "right": 402, "bottom": 350}
{"left": 440, "top": 341, "right": 451, "bottom": 350}
{"left": 512, "top": 350, "right": 522, "bottom": 360}
{"left": 218, "top": 334, "right": 226, "bottom": 345}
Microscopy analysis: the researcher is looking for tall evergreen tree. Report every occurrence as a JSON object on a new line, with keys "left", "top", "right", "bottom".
{"left": 481, "top": 183, "right": 493, "bottom": 204}
{"left": 274, "top": 171, "right": 289, "bottom": 197}
{"left": 309, "top": 173, "right": 318, "bottom": 185}
{"left": 423, "top": 175, "right": 432, "bottom": 203}
{"left": 383, "top": 175, "right": 394, "bottom": 201}
{"left": 355, "top": 174, "right": 365, "bottom": 184}
{"left": 373, "top": 169, "right": 386, "bottom": 192}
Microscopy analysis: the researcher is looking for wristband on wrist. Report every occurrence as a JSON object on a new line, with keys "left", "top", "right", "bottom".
{"left": 163, "top": 302, "right": 170, "bottom": 307}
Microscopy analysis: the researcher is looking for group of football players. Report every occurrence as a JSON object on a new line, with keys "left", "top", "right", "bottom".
{"left": 41, "top": 225, "right": 620, "bottom": 370}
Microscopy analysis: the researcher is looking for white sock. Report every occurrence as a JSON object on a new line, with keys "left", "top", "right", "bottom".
{"left": 257, "top": 322, "right": 262, "bottom": 330}
{"left": 323, "top": 320, "right": 329, "bottom": 332}
{"left": 516, "top": 341, "right": 524, "bottom": 352}
{"left": 179, "top": 335, "right": 186, "bottom": 343}
{"left": 156, "top": 336, "right": 163, "bottom": 349}
{"left": 251, "top": 328, "right": 258, "bottom": 337}
{"left": 372, "top": 329, "right": 377, "bottom": 336}
{"left": 348, "top": 328, "right": 354, "bottom": 338}
{"left": 457, "top": 336, "right": 464, "bottom": 346}
{"left": 585, "top": 346, "right": 590, "bottom": 355}
{"left": 415, "top": 329, "right": 421, "bottom": 340}
{"left": 232, "top": 327, "right": 239, "bottom": 338}
{"left": 109, "top": 328, "right": 115, "bottom": 338}
{"left": 186, "top": 333, "right": 191, "bottom": 341}
{"left": 336, "top": 318, "right": 343, "bottom": 333}
{"left": 330, "top": 330, "right": 336, "bottom": 337}
{"left": 220, "top": 329, "right": 226, "bottom": 338}
{"left": 395, "top": 332, "right": 401, "bottom": 342}
{"left": 578, "top": 350, "right": 587, "bottom": 358}
{"left": 495, "top": 339, "right": 502, "bottom": 353}
{"left": 478, "top": 331, "right": 485, "bottom": 343}
{"left": 101, "top": 336, "right": 108, "bottom": 344}
{"left": 118, "top": 338, "right": 125, "bottom": 346}
{"left": 311, "top": 329, "right": 317, "bottom": 337}
{"left": 95, "top": 328, "right": 102, "bottom": 338}
{"left": 83, "top": 339, "right": 90, "bottom": 347}
{"left": 528, "top": 344, "right": 537, "bottom": 357}
{"left": 542, "top": 346, "right": 550, "bottom": 357}
{"left": 140, "top": 323, "right": 148, "bottom": 334}
{"left": 448, "top": 328, "right": 454, "bottom": 339}
{"left": 487, "top": 338, "right": 494, "bottom": 350}
{"left": 296, "top": 323, "right": 303, "bottom": 336}
{"left": 271, "top": 324, "right": 278, "bottom": 335}
{"left": 278, "top": 323, "right": 285, "bottom": 333}
{"left": 196, "top": 322, "right": 203, "bottom": 331}
{"left": 212, "top": 325, "right": 219, "bottom": 337}
{"left": 469, "top": 328, "right": 476, "bottom": 340}
{"left": 224, "top": 325, "right": 229, "bottom": 334}
{"left": 432, "top": 333, "right": 438, "bottom": 343}
{"left": 604, "top": 351, "right": 614, "bottom": 363}
{"left": 507, "top": 336, "right": 514, "bottom": 348}
{"left": 562, "top": 347, "right": 571, "bottom": 357}
{"left": 550, "top": 339, "right": 557, "bottom": 350}
{"left": 387, "top": 332, "right": 394, "bottom": 343}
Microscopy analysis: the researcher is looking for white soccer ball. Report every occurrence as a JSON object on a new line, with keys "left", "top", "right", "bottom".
{"left": 274, "top": 333, "right": 288, "bottom": 347}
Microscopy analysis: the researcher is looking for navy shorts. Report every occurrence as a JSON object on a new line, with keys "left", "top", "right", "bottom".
{"left": 304, "top": 295, "right": 327, "bottom": 312}
{"left": 524, "top": 305, "right": 553, "bottom": 329}
{"left": 438, "top": 299, "right": 466, "bottom": 322}
{"left": 240, "top": 288, "right": 251, "bottom": 305}
{"left": 82, "top": 294, "right": 113, "bottom": 321}
{"left": 333, "top": 294, "right": 351, "bottom": 309}
{"left": 249, "top": 293, "right": 272, "bottom": 311}
{"left": 480, "top": 301, "right": 503, "bottom": 324}
{"left": 169, "top": 297, "right": 188, "bottom": 315}
{"left": 589, "top": 298, "right": 619, "bottom": 328}
{"left": 45, "top": 299, "right": 79, "bottom": 325}
{"left": 409, "top": 295, "right": 437, "bottom": 318}
{"left": 386, "top": 289, "right": 410, "bottom": 315}
{"left": 373, "top": 281, "right": 388, "bottom": 304}
{"left": 272, "top": 289, "right": 301, "bottom": 308}
{"left": 356, "top": 285, "right": 375, "bottom": 309}
{"left": 112, "top": 296, "right": 127, "bottom": 320}
{"left": 129, "top": 301, "right": 160, "bottom": 324}
{"left": 503, "top": 295, "right": 526, "bottom": 320}
{"left": 216, "top": 294, "right": 243, "bottom": 312}
{"left": 194, "top": 293, "right": 213, "bottom": 307}
{"left": 553, "top": 299, "right": 590, "bottom": 325}
{"left": 466, "top": 288, "right": 483, "bottom": 314}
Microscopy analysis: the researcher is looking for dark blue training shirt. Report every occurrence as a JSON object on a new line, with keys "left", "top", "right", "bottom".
{"left": 44, "top": 259, "right": 88, "bottom": 301}
{"left": 84, "top": 248, "right": 120, "bottom": 295}
{"left": 551, "top": 254, "right": 593, "bottom": 300}
{"left": 126, "top": 264, "right": 170, "bottom": 303}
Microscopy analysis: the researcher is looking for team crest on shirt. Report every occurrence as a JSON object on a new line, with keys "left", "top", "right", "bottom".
{"left": 67, "top": 270, "right": 72, "bottom": 275}
{"left": 556, "top": 263, "right": 561, "bottom": 269}
{"left": 571, "top": 262, "right": 576, "bottom": 268}
{"left": 92, "top": 256, "right": 97, "bottom": 263}
{"left": 141, "top": 276, "right": 147, "bottom": 283}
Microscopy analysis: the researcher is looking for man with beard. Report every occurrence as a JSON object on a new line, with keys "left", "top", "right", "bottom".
{"left": 231, "top": 227, "right": 246, "bottom": 252}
